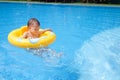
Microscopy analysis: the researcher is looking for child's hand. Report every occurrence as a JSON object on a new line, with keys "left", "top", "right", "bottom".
{"left": 45, "top": 28, "right": 52, "bottom": 32}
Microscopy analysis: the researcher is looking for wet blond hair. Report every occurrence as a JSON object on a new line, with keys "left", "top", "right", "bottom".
{"left": 27, "top": 18, "right": 40, "bottom": 27}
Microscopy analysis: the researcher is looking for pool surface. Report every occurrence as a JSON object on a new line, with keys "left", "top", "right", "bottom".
{"left": 0, "top": 2, "right": 120, "bottom": 80}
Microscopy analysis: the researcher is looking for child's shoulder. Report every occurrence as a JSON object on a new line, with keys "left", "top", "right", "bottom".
{"left": 23, "top": 31, "right": 29, "bottom": 34}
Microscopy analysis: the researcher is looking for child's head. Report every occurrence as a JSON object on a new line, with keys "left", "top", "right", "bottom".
{"left": 27, "top": 18, "right": 40, "bottom": 27}
{"left": 27, "top": 18, "right": 40, "bottom": 33}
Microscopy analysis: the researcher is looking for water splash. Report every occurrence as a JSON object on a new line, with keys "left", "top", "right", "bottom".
{"left": 26, "top": 47, "right": 63, "bottom": 66}
{"left": 74, "top": 27, "right": 120, "bottom": 80}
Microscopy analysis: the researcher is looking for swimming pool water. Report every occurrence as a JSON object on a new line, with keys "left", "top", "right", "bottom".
{"left": 0, "top": 2, "right": 120, "bottom": 80}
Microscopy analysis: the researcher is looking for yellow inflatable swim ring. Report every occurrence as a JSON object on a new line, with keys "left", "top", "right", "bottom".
{"left": 8, "top": 26, "right": 56, "bottom": 48}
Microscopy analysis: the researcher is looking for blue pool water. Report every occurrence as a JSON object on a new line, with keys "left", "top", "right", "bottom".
{"left": 0, "top": 2, "right": 120, "bottom": 80}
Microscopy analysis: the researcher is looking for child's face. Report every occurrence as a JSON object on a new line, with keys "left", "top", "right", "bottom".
{"left": 29, "top": 24, "right": 40, "bottom": 34}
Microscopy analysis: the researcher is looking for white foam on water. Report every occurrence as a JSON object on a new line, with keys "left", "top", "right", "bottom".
{"left": 74, "top": 27, "right": 120, "bottom": 80}
{"left": 26, "top": 47, "right": 63, "bottom": 67}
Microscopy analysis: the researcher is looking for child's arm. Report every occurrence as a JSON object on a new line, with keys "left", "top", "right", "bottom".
{"left": 39, "top": 29, "right": 52, "bottom": 34}
{"left": 22, "top": 32, "right": 28, "bottom": 39}
{"left": 44, "top": 28, "right": 52, "bottom": 32}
